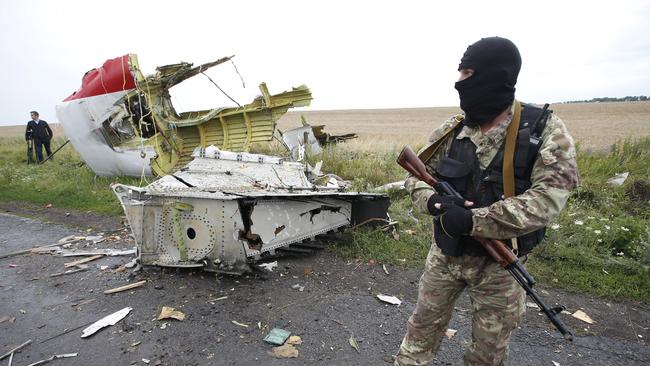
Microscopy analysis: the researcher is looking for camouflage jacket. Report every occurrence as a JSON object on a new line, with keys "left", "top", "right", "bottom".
{"left": 404, "top": 103, "right": 580, "bottom": 240}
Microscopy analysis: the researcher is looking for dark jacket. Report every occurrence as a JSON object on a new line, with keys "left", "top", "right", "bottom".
{"left": 25, "top": 120, "right": 53, "bottom": 141}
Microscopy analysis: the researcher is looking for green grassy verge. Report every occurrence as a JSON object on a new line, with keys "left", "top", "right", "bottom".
{"left": 0, "top": 137, "right": 140, "bottom": 215}
{"left": 1, "top": 136, "right": 648, "bottom": 303}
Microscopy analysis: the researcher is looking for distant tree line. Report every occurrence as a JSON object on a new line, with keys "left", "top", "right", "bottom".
{"left": 564, "top": 96, "right": 649, "bottom": 103}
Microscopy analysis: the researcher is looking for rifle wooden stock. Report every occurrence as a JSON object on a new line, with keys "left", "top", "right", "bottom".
{"left": 396, "top": 146, "right": 437, "bottom": 187}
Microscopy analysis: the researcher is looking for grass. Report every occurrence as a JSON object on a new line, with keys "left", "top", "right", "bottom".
{"left": 0, "top": 137, "right": 140, "bottom": 215}
{"left": 0, "top": 135, "right": 649, "bottom": 304}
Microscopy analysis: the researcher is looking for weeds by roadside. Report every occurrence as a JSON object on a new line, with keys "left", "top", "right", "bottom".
{"left": 0, "top": 136, "right": 648, "bottom": 303}
{"left": 0, "top": 137, "right": 138, "bottom": 215}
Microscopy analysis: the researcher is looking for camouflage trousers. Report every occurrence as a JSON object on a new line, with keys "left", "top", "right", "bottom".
{"left": 395, "top": 243, "right": 526, "bottom": 366}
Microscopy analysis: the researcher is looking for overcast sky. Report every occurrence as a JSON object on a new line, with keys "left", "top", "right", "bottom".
{"left": 1, "top": 0, "right": 649, "bottom": 126}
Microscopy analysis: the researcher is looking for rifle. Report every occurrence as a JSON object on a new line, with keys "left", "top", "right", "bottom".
{"left": 40, "top": 139, "right": 71, "bottom": 164}
{"left": 26, "top": 138, "right": 35, "bottom": 165}
{"left": 397, "top": 146, "right": 573, "bottom": 341}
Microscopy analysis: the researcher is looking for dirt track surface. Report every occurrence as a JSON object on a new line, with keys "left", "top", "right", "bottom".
{"left": 1, "top": 208, "right": 648, "bottom": 366}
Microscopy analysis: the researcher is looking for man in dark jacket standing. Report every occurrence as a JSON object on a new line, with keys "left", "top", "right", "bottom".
{"left": 25, "top": 111, "right": 53, "bottom": 163}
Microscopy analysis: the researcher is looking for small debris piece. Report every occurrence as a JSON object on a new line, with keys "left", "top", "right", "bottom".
{"left": 269, "top": 344, "right": 299, "bottom": 359}
{"left": 0, "top": 316, "right": 13, "bottom": 324}
{"left": 263, "top": 328, "right": 291, "bottom": 345}
{"left": 349, "top": 334, "right": 360, "bottom": 353}
{"left": 231, "top": 320, "right": 249, "bottom": 328}
{"left": 142, "top": 359, "right": 150, "bottom": 364}
{"left": 50, "top": 265, "right": 89, "bottom": 277}
{"left": 391, "top": 227, "right": 400, "bottom": 241}
{"left": 291, "top": 284, "right": 305, "bottom": 292}
{"left": 303, "top": 266, "right": 313, "bottom": 276}
{"left": 526, "top": 302, "right": 540, "bottom": 310}
{"left": 64, "top": 254, "right": 104, "bottom": 268}
{"left": 404, "top": 229, "right": 417, "bottom": 235}
{"left": 32, "top": 246, "right": 62, "bottom": 254}
{"left": 552, "top": 361, "right": 561, "bottom": 366}
{"left": 571, "top": 310, "right": 595, "bottom": 324}
{"left": 71, "top": 298, "right": 96, "bottom": 308}
{"left": 445, "top": 329, "right": 457, "bottom": 339}
{"left": 215, "top": 296, "right": 228, "bottom": 301}
{"left": 606, "top": 172, "right": 629, "bottom": 186}
{"left": 0, "top": 339, "right": 31, "bottom": 361}
{"left": 258, "top": 261, "right": 278, "bottom": 272}
{"left": 58, "top": 235, "right": 76, "bottom": 244}
{"left": 8, "top": 264, "right": 17, "bottom": 268}
{"left": 131, "top": 341, "right": 141, "bottom": 347}
{"left": 45, "top": 203, "right": 53, "bottom": 208}
{"left": 382, "top": 264, "right": 389, "bottom": 275}
{"left": 104, "top": 280, "right": 147, "bottom": 294}
{"left": 124, "top": 259, "right": 137, "bottom": 269}
{"left": 286, "top": 335, "right": 302, "bottom": 345}
{"left": 85, "top": 235, "right": 104, "bottom": 243}
{"left": 0, "top": 241, "right": 67, "bottom": 259}
{"left": 81, "top": 307, "right": 132, "bottom": 338}
{"left": 157, "top": 306, "right": 186, "bottom": 321}
{"left": 25, "top": 353, "right": 77, "bottom": 366}
{"left": 61, "top": 248, "right": 136, "bottom": 257}
{"left": 377, "top": 294, "right": 402, "bottom": 306}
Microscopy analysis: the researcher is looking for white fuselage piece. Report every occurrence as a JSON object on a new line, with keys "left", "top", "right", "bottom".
{"left": 56, "top": 89, "right": 155, "bottom": 176}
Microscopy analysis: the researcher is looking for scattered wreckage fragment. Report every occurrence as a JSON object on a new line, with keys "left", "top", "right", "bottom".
{"left": 113, "top": 146, "right": 389, "bottom": 275}
{"left": 281, "top": 116, "right": 358, "bottom": 160}
{"left": 56, "top": 54, "right": 312, "bottom": 176}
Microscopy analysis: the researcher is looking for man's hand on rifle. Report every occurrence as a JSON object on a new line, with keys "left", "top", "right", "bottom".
{"left": 427, "top": 194, "right": 474, "bottom": 215}
{"left": 437, "top": 204, "right": 474, "bottom": 238}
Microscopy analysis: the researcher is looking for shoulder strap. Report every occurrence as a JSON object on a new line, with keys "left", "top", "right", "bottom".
{"left": 503, "top": 100, "right": 521, "bottom": 199}
{"left": 417, "top": 115, "right": 464, "bottom": 163}
{"left": 503, "top": 100, "right": 522, "bottom": 252}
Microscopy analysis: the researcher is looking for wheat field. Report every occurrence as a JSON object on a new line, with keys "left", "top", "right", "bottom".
{"left": 277, "top": 102, "right": 650, "bottom": 152}
{"left": 2, "top": 102, "right": 648, "bottom": 152}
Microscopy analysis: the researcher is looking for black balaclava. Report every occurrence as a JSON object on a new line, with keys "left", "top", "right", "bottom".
{"left": 454, "top": 37, "right": 521, "bottom": 126}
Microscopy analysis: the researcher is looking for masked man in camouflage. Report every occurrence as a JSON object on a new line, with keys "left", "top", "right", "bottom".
{"left": 394, "top": 37, "right": 580, "bottom": 365}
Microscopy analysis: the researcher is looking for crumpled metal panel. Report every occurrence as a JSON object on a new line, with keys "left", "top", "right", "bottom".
{"left": 113, "top": 147, "right": 390, "bottom": 274}
{"left": 56, "top": 54, "right": 312, "bottom": 177}
{"left": 282, "top": 126, "right": 322, "bottom": 160}
{"left": 246, "top": 198, "right": 352, "bottom": 258}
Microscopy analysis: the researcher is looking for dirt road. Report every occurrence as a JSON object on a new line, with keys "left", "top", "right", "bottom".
{"left": 1, "top": 208, "right": 648, "bottom": 365}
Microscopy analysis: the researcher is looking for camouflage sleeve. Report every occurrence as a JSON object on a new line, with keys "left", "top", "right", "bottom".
{"left": 470, "top": 113, "right": 580, "bottom": 239}
{"left": 404, "top": 116, "right": 459, "bottom": 213}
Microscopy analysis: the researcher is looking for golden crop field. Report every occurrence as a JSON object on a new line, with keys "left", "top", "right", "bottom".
{"left": 2, "top": 102, "right": 648, "bottom": 152}
{"left": 277, "top": 101, "right": 650, "bottom": 152}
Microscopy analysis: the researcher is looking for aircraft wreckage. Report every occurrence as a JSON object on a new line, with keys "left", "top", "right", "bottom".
{"left": 55, "top": 54, "right": 312, "bottom": 176}
{"left": 113, "top": 146, "right": 389, "bottom": 274}
{"left": 59, "top": 54, "right": 390, "bottom": 274}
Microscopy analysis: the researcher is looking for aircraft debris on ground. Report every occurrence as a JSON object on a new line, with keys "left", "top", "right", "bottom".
{"left": 113, "top": 145, "right": 390, "bottom": 275}
{"left": 55, "top": 53, "right": 389, "bottom": 275}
